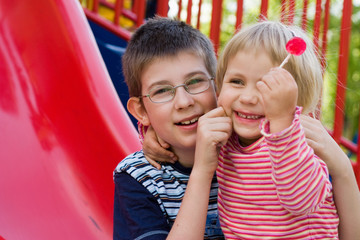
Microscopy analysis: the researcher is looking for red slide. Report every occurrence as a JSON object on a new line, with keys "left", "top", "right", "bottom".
{"left": 0, "top": 0, "right": 141, "bottom": 239}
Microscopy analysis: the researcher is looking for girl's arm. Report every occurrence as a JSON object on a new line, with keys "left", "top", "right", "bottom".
{"left": 262, "top": 107, "right": 333, "bottom": 214}
{"left": 301, "top": 115, "right": 360, "bottom": 240}
{"left": 259, "top": 68, "right": 332, "bottom": 214}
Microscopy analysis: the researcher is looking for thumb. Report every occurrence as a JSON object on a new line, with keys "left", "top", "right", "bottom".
{"left": 205, "top": 106, "right": 228, "bottom": 118}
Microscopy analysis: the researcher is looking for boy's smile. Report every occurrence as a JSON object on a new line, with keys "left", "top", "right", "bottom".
{"left": 140, "top": 51, "right": 217, "bottom": 154}
{"left": 218, "top": 49, "right": 274, "bottom": 146}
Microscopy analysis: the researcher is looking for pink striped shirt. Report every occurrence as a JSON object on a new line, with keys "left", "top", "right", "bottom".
{"left": 217, "top": 107, "right": 339, "bottom": 239}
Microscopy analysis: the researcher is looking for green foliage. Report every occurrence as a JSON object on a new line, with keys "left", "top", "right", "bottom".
{"left": 322, "top": 2, "right": 360, "bottom": 141}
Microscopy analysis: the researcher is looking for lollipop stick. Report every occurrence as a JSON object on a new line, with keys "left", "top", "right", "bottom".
{"left": 279, "top": 54, "right": 291, "bottom": 68}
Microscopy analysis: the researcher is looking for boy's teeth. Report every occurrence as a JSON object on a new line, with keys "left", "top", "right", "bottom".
{"left": 237, "top": 112, "right": 261, "bottom": 119}
{"left": 180, "top": 117, "right": 198, "bottom": 125}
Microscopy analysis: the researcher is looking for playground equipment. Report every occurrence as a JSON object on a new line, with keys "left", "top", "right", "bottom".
{"left": 1, "top": 0, "right": 359, "bottom": 239}
{"left": 0, "top": 0, "right": 140, "bottom": 239}
{"left": 82, "top": 0, "right": 360, "bottom": 186}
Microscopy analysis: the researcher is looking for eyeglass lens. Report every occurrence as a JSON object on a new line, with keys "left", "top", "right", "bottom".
{"left": 148, "top": 77, "right": 211, "bottom": 103}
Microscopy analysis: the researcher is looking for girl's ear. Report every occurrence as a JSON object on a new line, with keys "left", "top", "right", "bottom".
{"left": 127, "top": 97, "right": 151, "bottom": 126}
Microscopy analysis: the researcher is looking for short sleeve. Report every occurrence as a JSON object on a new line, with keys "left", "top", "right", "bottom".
{"left": 113, "top": 172, "right": 170, "bottom": 240}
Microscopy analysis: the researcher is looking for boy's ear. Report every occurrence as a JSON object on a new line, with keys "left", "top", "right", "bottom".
{"left": 127, "top": 97, "right": 151, "bottom": 126}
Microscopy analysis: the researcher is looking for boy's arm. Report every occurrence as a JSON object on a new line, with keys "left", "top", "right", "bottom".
{"left": 167, "top": 107, "right": 231, "bottom": 239}
{"left": 139, "top": 122, "right": 177, "bottom": 169}
{"left": 113, "top": 172, "right": 170, "bottom": 240}
{"left": 301, "top": 115, "right": 360, "bottom": 240}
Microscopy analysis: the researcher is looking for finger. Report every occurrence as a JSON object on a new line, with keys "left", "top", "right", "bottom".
{"left": 304, "top": 137, "right": 318, "bottom": 150}
{"left": 270, "top": 68, "right": 295, "bottom": 86}
{"left": 199, "top": 117, "right": 232, "bottom": 133}
{"left": 148, "top": 146, "right": 177, "bottom": 163}
{"left": 259, "top": 75, "right": 274, "bottom": 91}
{"left": 157, "top": 136, "right": 171, "bottom": 149}
{"left": 145, "top": 156, "right": 162, "bottom": 170}
{"left": 203, "top": 106, "right": 228, "bottom": 118}
{"left": 256, "top": 80, "right": 270, "bottom": 94}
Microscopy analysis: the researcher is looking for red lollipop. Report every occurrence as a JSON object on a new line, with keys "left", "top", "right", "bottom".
{"left": 279, "top": 37, "right": 307, "bottom": 68}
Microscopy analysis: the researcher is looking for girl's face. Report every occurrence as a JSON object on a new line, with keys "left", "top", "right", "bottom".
{"left": 218, "top": 49, "right": 275, "bottom": 146}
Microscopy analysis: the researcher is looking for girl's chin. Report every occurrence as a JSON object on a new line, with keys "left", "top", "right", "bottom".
{"left": 233, "top": 127, "right": 261, "bottom": 143}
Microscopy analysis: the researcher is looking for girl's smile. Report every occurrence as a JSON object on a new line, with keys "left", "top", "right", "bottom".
{"left": 218, "top": 49, "right": 275, "bottom": 146}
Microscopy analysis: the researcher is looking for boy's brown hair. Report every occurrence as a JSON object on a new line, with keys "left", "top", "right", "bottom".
{"left": 122, "top": 17, "right": 217, "bottom": 97}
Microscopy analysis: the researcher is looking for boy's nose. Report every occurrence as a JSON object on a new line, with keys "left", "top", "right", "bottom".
{"left": 173, "top": 87, "right": 195, "bottom": 109}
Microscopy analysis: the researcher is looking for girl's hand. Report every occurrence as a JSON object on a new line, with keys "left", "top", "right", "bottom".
{"left": 257, "top": 67, "right": 298, "bottom": 133}
{"left": 142, "top": 125, "right": 177, "bottom": 170}
{"left": 194, "top": 107, "right": 232, "bottom": 175}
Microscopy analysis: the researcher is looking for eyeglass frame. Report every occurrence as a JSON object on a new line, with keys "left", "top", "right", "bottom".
{"left": 138, "top": 77, "right": 215, "bottom": 103}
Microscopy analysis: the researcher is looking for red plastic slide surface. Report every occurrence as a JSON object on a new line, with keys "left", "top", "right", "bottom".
{"left": 0, "top": 0, "right": 141, "bottom": 239}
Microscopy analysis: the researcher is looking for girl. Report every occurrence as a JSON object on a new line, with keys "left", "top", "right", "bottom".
{"left": 213, "top": 20, "right": 338, "bottom": 239}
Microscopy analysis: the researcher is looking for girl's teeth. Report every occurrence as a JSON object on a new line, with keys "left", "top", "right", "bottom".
{"left": 180, "top": 117, "right": 198, "bottom": 125}
{"left": 237, "top": 112, "right": 261, "bottom": 119}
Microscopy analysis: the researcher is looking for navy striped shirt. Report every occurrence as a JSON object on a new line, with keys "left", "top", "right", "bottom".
{"left": 113, "top": 150, "right": 224, "bottom": 239}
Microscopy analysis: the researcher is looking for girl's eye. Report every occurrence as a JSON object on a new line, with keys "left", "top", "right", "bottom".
{"left": 230, "top": 79, "right": 245, "bottom": 85}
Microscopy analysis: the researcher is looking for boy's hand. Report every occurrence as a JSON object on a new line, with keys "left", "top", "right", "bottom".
{"left": 194, "top": 107, "right": 232, "bottom": 175}
{"left": 256, "top": 67, "right": 298, "bottom": 133}
{"left": 143, "top": 126, "right": 177, "bottom": 170}
{"left": 300, "top": 115, "right": 350, "bottom": 177}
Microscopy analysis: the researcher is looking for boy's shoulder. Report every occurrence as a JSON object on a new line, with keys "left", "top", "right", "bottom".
{"left": 114, "top": 150, "right": 162, "bottom": 182}
{"left": 115, "top": 150, "right": 153, "bottom": 172}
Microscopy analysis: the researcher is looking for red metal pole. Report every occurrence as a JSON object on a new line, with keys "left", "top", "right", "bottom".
{"left": 288, "top": 0, "right": 295, "bottom": 25}
{"left": 356, "top": 113, "right": 360, "bottom": 188}
{"left": 260, "top": 0, "right": 268, "bottom": 21}
{"left": 320, "top": 0, "right": 331, "bottom": 71}
{"left": 186, "top": 0, "right": 193, "bottom": 24}
{"left": 312, "top": 0, "right": 322, "bottom": 52}
{"left": 333, "top": 0, "right": 353, "bottom": 143}
{"left": 178, "top": 0, "right": 182, "bottom": 19}
{"left": 92, "top": 0, "right": 99, "bottom": 13}
{"left": 280, "top": 0, "right": 286, "bottom": 24}
{"left": 157, "top": 0, "right": 169, "bottom": 17}
{"left": 114, "top": 0, "right": 123, "bottom": 25}
{"left": 235, "top": 0, "right": 243, "bottom": 31}
{"left": 196, "top": 0, "right": 203, "bottom": 29}
{"left": 210, "top": 0, "right": 223, "bottom": 54}
{"left": 132, "top": 0, "right": 139, "bottom": 14}
{"left": 301, "top": 0, "right": 308, "bottom": 30}
{"left": 136, "top": 0, "right": 146, "bottom": 27}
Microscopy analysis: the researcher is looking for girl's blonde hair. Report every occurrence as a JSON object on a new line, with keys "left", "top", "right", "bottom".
{"left": 216, "top": 21, "right": 323, "bottom": 115}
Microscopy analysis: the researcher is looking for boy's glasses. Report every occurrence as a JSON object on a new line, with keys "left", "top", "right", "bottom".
{"left": 140, "top": 77, "right": 214, "bottom": 103}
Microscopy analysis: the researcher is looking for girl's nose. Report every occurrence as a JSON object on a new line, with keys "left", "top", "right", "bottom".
{"left": 173, "top": 87, "right": 195, "bottom": 109}
{"left": 239, "top": 88, "right": 259, "bottom": 105}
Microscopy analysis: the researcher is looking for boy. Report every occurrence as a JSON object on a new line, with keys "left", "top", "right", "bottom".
{"left": 113, "top": 17, "right": 231, "bottom": 239}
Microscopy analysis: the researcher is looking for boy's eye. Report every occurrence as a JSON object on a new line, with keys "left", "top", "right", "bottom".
{"left": 186, "top": 77, "right": 206, "bottom": 86}
{"left": 151, "top": 86, "right": 173, "bottom": 96}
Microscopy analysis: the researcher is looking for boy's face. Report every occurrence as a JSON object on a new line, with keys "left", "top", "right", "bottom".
{"left": 141, "top": 52, "right": 217, "bottom": 151}
{"left": 218, "top": 50, "right": 275, "bottom": 146}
